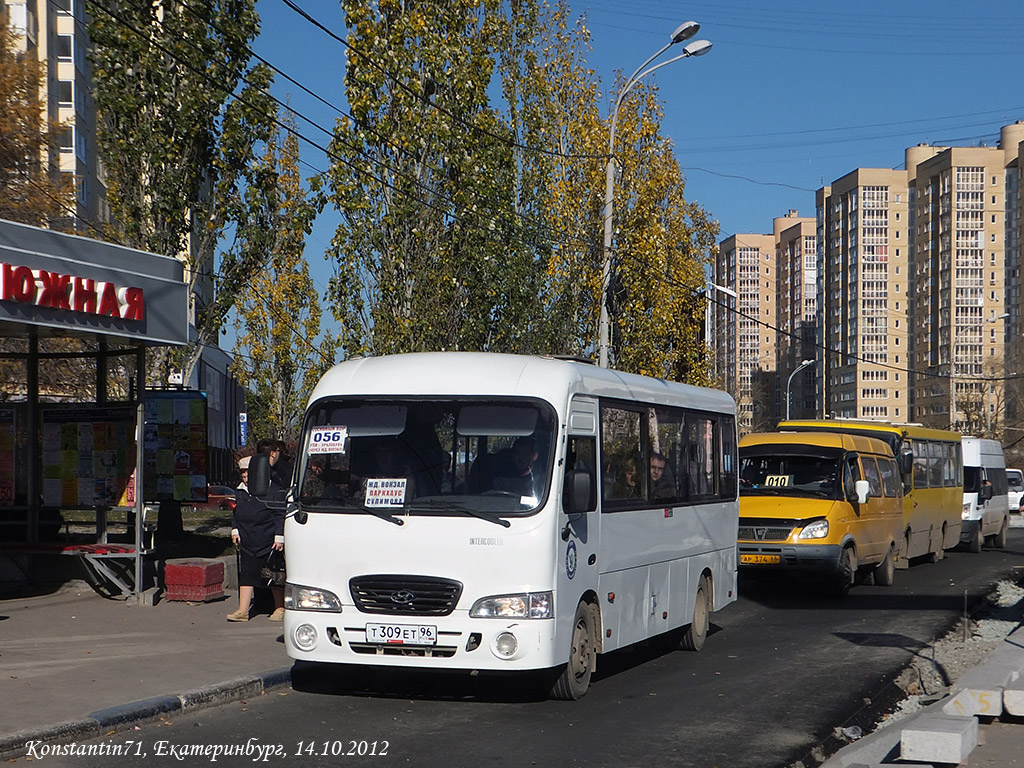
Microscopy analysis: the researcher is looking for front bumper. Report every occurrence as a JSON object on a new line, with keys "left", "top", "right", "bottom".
{"left": 738, "top": 542, "right": 844, "bottom": 574}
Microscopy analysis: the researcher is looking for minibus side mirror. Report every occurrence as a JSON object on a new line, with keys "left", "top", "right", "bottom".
{"left": 900, "top": 452, "right": 913, "bottom": 477}
{"left": 852, "top": 479, "right": 870, "bottom": 505}
{"left": 563, "top": 469, "right": 596, "bottom": 513}
{"left": 981, "top": 482, "right": 993, "bottom": 502}
{"left": 248, "top": 453, "right": 272, "bottom": 498}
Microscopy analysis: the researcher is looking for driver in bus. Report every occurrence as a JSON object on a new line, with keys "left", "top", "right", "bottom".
{"left": 493, "top": 437, "right": 541, "bottom": 497}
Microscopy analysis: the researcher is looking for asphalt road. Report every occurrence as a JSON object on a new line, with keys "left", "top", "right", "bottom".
{"left": 34, "top": 530, "right": 1024, "bottom": 768}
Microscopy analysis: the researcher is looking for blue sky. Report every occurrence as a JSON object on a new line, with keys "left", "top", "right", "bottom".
{"left": 252, "top": 0, "right": 1024, "bottom": 300}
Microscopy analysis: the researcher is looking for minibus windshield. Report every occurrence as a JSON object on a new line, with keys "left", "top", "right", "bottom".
{"left": 739, "top": 446, "right": 843, "bottom": 499}
{"left": 297, "top": 397, "right": 557, "bottom": 518}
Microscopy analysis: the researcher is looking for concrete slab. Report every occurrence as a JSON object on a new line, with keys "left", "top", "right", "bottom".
{"left": 900, "top": 713, "right": 978, "bottom": 764}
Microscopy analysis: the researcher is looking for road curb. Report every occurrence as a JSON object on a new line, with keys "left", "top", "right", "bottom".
{"left": 0, "top": 667, "right": 292, "bottom": 760}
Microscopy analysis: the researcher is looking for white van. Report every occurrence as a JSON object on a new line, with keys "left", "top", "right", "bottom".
{"left": 1007, "top": 468, "right": 1023, "bottom": 513}
{"left": 960, "top": 436, "right": 1010, "bottom": 552}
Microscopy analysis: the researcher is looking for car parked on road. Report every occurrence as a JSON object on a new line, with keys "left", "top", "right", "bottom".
{"left": 194, "top": 485, "right": 236, "bottom": 511}
{"left": 1007, "top": 468, "right": 1023, "bottom": 513}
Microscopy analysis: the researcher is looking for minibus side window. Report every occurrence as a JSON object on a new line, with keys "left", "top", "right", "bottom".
{"left": 862, "top": 457, "right": 883, "bottom": 498}
{"left": 943, "top": 443, "right": 957, "bottom": 487}
{"left": 964, "top": 466, "right": 981, "bottom": 494}
{"left": 912, "top": 441, "right": 929, "bottom": 489}
{"left": 990, "top": 467, "right": 1008, "bottom": 497}
{"left": 564, "top": 436, "right": 597, "bottom": 513}
{"left": 650, "top": 407, "right": 683, "bottom": 504}
{"left": 927, "top": 442, "right": 944, "bottom": 487}
{"left": 720, "top": 416, "right": 737, "bottom": 499}
{"left": 601, "top": 406, "right": 646, "bottom": 506}
{"left": 843, "top": 457, "right": 862, "bottom": 499}
{"left": 684, "top": 415, "right": 716, "bottom": 500}
{"left": 879, "top": 459, "right": 900, "bottom": 497}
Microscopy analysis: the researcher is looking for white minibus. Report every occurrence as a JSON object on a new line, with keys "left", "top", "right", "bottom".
{"left": 960, "top": 436, "right": 1010, "bottom": 552}
{"left": 268, "top": 352, "right": 738, "bottom": 699}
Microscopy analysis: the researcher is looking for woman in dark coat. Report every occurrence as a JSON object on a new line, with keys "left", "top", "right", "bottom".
{"left": 227, "top": 455, "right": 285, "bottom": 622}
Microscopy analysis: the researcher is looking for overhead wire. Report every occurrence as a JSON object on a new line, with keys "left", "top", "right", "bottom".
{"left": 44, "top": 0, "right": 1024, "bottom": 393}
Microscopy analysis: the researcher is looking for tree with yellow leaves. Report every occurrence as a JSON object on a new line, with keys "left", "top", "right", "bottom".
{"left": 326, "top": 0, "right": 717, "bottom": 384}
{"left": 233, "top": 115, "right": 332, "bottom": 443}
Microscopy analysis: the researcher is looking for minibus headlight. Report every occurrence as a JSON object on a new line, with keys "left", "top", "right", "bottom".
{"left": 285, "top": 583, "right": 343, "bottom": 612}
{"left": 962, "top": 503, "right": 972, "bottom": 519}
{"left": 470, "top": 591, "right": 553, "bottom": 619}
{"left": 798, "top": 519, "right": 829, "bottom": 540}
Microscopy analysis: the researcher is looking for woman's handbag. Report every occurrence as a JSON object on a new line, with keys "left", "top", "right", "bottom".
{"left": 260, "top": 549, "right": 286, "bottom": 586}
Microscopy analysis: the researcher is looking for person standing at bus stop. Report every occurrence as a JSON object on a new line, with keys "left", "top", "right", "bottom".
{"left": 257, "top": 437, "right": 293, "bottom": 489}
{"left": 227, "top": 455, "right": 285, "bottom": 622}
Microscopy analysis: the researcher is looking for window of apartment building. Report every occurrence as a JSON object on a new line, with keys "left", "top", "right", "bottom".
{"left": 57, "top": 127, "right": 73, "bottom": 153}
{"left": 55, "top": 35, "right": 72, "bottom": 60}
{"left": 55, "top": 81, "right": 73, "bottom": 106}
{"left": 53, "top": 0, "right": 71, "bottom": 12}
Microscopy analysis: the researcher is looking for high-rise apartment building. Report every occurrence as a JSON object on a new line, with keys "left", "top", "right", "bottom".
{"left": 907, "top": 123, "right": 1024, "bottom": 433}
{"left": 775, "top": 211, "right": 817, "bottom": 420}
{"left": 713, "top": 233, "right": 776, "bottom": 432}
{"left": 817, "top": 169, "right": 910, "bottom": 422}
{"left": 5, "top": 0, "right": 104, "bottom": 229}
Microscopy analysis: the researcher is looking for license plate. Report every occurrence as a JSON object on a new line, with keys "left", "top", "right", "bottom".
{"left": 365, "top": 622, "right": 437, "bottom": 645}
{"left": 740, "top": 553, "right": 781, "bottom": 565}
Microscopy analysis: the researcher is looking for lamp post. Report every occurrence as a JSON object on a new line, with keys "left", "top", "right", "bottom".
{"left": 597, "top": 23, "right": 712, "bottom": 368}
{"left": 787, "top": 359, "right": 816, "bottom": 420}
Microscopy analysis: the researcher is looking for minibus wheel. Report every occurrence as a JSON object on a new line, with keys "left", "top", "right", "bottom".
{"left": 550, "top": 601, "right": 595, "bottom": 700}
{"left": 968, "top": 524, "right": 983, "bottom": 553}
{"left": 680, "top": 576, "right": 710, "bottom": 651}
{"left": 992, "top": 517, "right": 1009, "bottom": 549}
{"left": 873, "top": 545, "right": 895, "bottom": 587}
{"left": 833, "top": 547, "right": 855, "bottom": 598}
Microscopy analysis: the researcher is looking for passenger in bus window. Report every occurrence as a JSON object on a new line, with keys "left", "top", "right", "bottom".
{"left": 649, "top": 452, "right": 675, "bottom": 499}
{"left": 493, "top": 437, "right": 540, "bottom": 496}
{"left": 305, "top": 456, "right": 343, "bottom": 500}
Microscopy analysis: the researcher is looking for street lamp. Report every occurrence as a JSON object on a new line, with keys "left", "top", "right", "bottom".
{"left": 787, "top": 359, "right": 816, "bottom": 420}
{"left": 597, "top": 23, "right": 712, "bottom": 368}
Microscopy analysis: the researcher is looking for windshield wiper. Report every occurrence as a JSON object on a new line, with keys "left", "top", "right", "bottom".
{"left": 361, "top": 506, "right": 405, "bottom": 526}
{"left": 407, "top": 500, "right": 511, "bottom": 528}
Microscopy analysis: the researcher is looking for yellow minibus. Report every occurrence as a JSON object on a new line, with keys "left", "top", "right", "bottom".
{"left": 738, "top": 432, "right": 903, "bottom": 595}
{"left": 778, "top": 420, "right": 963, "bottom": 565}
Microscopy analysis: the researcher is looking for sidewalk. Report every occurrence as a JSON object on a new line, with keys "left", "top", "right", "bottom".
{"left": 0, "top": 580, "right": 291, "bottom": 760}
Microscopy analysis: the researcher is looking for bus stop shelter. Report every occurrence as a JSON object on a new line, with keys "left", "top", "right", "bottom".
{"left": 0, "top": 218, "right": 189, "bottom": 601}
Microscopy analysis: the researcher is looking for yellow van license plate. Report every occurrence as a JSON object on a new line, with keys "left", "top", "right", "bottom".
{"left": 741, "top": 554, "right": 780, "bottom": 565}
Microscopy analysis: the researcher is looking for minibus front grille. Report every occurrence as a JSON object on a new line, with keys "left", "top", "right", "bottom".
{"left": 350, "top": 575, "right": 463, "bottom": 616}
{"left": 738, "top": 519, "right": 797, "bottom": 542}
{"left": 348, "top": 643, "right": 459, "bottom": 658}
